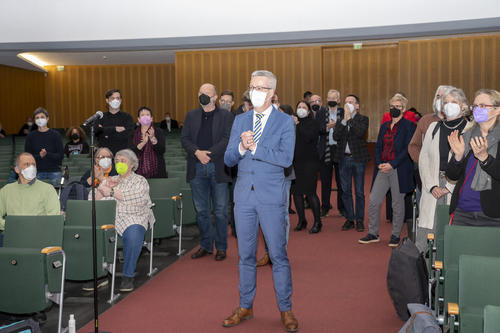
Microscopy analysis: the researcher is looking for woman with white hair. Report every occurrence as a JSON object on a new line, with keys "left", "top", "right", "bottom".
{"left": 409, "top": 85, "right": 455, "bottom": 163}
{"left": 447, "top": 89, "right": 500, "bottom": 227}
{"left": 94, "top": 149, "right": 155, "bottom": 292}
{"left": 416, "top": 88, "right": 472, "bottom": 251}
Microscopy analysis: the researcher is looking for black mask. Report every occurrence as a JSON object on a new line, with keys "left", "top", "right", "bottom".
{"left": 199, "top": 94, "right": 211, "bottom": 106}
{"left": 71, "top": 133, "right": 79, "bottom": 140}
{"left": 327, "top": 101, "right": 338, "bottom": 108}
{"left": 390, "top": 108, "right": 401, "bottom": 118}
{"left": 311, "top": 104, "right": 320, "bottom": 112}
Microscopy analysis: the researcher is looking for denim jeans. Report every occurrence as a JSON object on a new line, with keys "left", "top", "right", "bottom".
{"left": 121, "top": 224, "right": 146, "bottom": 278}
{"left": 339, "top": 156, "right": 366, "bottom": 222}
{"left": 37, "top": 171, "right": 62, "bottom": 187}
{"left": 190, "top": 162, "right": 228, "bottom": 252}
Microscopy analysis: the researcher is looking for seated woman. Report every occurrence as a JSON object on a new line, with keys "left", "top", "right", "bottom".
{"left": 417, "top": 88, "right": 472, "bottom": 251}
{"left": 359, "top": 94, "right": 416, "bottom": 247}
{"left": 80, "top": 147, "right": 117, "bottom": 188}
{"left": 64, "top": 126, "right": 89, "bottom": 157}
{"left": 93, "top": 149, "right": 155, "bottom": 292}
{"left": 292, "top": 101, "right": 322, "bottom": 234}
{"left": 447, "top": 89, "right": 500, "bottom": 226}
{"left": 131, "top": 106, "right": 166, "bottom": 178}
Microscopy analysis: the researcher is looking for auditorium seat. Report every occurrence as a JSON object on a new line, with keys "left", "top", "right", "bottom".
{"left": 434, "top": 225, "right": 500, "bottom": 325}
{"left": 447, "top": 255, "right": 500, "bottom": 333}
{"left": 0, "top": 215, "right": 66, "bottom": 333}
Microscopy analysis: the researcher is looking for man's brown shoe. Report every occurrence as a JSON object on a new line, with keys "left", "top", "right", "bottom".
{"left": 222, "top": 307, "right": 253, "bottom": 327}
{"left": 281, "top": 310, "right": 298, "bottom": 332}
{"left": 191, "top": 247, "right": 212, "bottom": 259}
{"left": 256, "top": 253, "right": 271, "bottom": 267}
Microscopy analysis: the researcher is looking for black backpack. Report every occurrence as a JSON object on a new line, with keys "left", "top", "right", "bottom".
{"left": 387, "top": 238, "right": 429, "bottom": 321}
{"left": 60, "top": 181, "right": 89, "bottom": 211}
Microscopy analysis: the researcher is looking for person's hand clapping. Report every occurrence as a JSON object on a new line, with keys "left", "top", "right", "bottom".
{"left": 448, "top": 130, "right": 465, "bottom": 161}
{"left": 40, "top": 148, "right": 47, "bottom": 158}
{"left": 240, "top": 131, "right": 254, "bottom": 150}
{"left": 470, "top": 135, "right": 489, "bottom": 162}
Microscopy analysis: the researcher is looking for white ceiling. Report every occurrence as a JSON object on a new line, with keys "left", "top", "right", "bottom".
{"left": 0, "top": 0, "right": 499, "bottom": 71}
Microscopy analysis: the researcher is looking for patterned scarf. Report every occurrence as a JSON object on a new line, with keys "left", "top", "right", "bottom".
{"left": 133, "top": 126, "right": 158, "bottom": 178}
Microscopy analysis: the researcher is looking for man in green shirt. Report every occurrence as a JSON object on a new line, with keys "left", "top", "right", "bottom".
{"left": 0, "top": 152, "right": 61, "bottom": 246}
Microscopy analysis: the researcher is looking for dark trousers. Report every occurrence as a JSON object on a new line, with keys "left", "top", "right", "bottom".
{"left": 320, "top": 154, "right": 344, "bottom": 213}
{"left": 339, "top": 156, "right": 366, "bottom": 222}
{"left": 453, "top": 208, "right": 500, "bottom": 227}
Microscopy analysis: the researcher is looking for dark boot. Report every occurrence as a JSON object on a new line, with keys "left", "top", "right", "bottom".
{"left": 294, "top": 220, "right": 307, "bottom": 231}
{"left": 309, "top": 221, "right": 322, "bottom": 234}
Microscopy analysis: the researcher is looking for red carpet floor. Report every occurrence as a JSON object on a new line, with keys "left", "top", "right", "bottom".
{"left": 80, "top": 166, "right": 406, "bottom": 332}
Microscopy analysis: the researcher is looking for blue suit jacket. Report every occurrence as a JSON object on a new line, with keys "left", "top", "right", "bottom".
{"left": 373, "top": 117, "right": 416, "bottom": 194}
{"left": 224, "top": 108, "right": 295, "bottom": 205}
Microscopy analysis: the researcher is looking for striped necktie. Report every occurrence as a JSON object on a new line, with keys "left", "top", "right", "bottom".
{"left": 253, "top": 113, "right": 264, "bottom": 144}
{"left": 324, "top": 110, "right": 331, "bottom": 163}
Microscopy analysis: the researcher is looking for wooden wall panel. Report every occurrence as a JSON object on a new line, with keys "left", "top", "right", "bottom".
{"left": 322, "top": 44, "right": 400, "bottom": 141}
{"left": 174, "top": 47, "right": 322, "bottom": 122}
{"left": 0, "top": 65, "right": 46, "bottom": 134}
{"left": 44, "top": 64, "right": 175, "bottom": 129}
{"left": 399, "top": 35, "right": 499, "bottom": 119}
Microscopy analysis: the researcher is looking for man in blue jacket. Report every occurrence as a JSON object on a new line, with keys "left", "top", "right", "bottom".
{"left": 222, "top": 70, "right": 298, "bottom": 332}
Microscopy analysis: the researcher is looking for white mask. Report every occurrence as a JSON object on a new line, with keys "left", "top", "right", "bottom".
{"left": 109, "top": 99, "right": 121, "bottom": 109}
{"left": 21, "top": 165, "right": 37, "bottom": 181}
{"left": 27, "top": 121, "right": 33, "bottom": 127}
{"left": 35, "top": 118, "right": 47, "bottom": 127}
{"left": 272, "top": 103, "right": 279, "bottom": 110}
{"left": 345, "top": 103, "right": 355, "bottom": 113}
{"left": 296, "top": 108, "right": 308, "bottom": 118}
{"left": 98, "top": 157, "right": 112, "bottom": 169}
{"left": 250, "top": 90, "right": 267, "bottom": 108}
{"left": 434, "top": 99, "right": 442, "bottom": 113}
{"left": 444, "top": 103, "right": 461, "bottom": 119}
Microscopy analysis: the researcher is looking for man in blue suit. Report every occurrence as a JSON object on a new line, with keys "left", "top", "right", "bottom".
{"left": 222, "top": 70, "right": 299, "bottom": 332}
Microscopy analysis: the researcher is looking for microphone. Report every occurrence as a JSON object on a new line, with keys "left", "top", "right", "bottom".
{"left": 83, "top": 111, "right": 103, "bottom": 126}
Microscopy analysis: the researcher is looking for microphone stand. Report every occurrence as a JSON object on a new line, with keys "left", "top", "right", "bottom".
{"left": 85, "top": 121, "right": 111, "bottom": 333}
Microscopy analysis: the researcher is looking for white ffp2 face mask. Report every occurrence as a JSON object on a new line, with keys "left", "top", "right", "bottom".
{"left": 98, "top": 157, "right": 112, "bottom": 169}
{"left": 434, "top": 99, "right": 442, "bottom": 113}
{"left": 250, "top": 90, "right": 267, "bottom": 108}
{"left": 109, "top": 99, "right": 121, "bottom": 109}
{"left": 21, "top": 165, "right": 37, "bottom": 181}
{"left": 35, "top": 118, "right": 47, "bottom": 127}
{"left": 296, "top": 108, "right": 308, "bottom": 118}
{"left": 443, "top": 103, "right": 461, "bottom": 119}
{"left": 345, "top": 103, "right": 355, "bottom": 113}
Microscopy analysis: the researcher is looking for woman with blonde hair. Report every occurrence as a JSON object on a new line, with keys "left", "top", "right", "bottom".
{"left": 447, "top": 89, "right": 500, "bottom": 226}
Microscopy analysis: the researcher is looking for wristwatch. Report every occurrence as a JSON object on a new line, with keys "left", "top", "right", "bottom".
{"left": 109, "top": 188, "right": 114, "bottom": 197}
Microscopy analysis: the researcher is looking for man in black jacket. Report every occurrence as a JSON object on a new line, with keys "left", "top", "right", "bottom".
{"left": 95, "top": 89, "right": 134, "bottom": 154}
{"left": 159, "top": 112, "right": 179, "bottom": 132}
{"left": 333, "top": 94, "right": 371, "bottom": 232}
{"left": 316, "top": 89, "right": 345, "bottom": 217}
{"left": 181, "top": 83, "right": 234, "bottom": 261}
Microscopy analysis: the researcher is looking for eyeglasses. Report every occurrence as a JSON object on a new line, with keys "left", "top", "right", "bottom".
{"left": 248, "top": 86, "right": 272, "bottom": 92}
{"left": 97, "top": 155, "right": 111, "bottom": 159}
{"left": 469, "top": 104, "right": 498, "bottom": 111}
{"left": 310, "top": 100, "right": 322, "bottom": 104}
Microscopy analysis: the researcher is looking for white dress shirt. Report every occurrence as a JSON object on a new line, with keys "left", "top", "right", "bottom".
{"left": 239, "top": 105, "right": 273, "bottom": 155}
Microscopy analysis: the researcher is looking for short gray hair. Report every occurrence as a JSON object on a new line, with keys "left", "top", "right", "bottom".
{"left": 251, "top": 70, "right": 277, "bottom": 89}
{"left": 327, "top": 89, "right": 341, "bottom": 100}
{"left": 115, "top": 149, "right": 139, "bottom": 172}
{"left": 441, "top": 88, "right": 469, "bottom": 113}
{"left": 15, "top": 152, "right": 35, "bottom": 168}
{"left": 433, "top": 85, "right": 455, "bottom": 114}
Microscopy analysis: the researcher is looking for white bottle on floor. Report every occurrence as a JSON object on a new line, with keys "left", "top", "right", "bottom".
{"left": 68, "top": 314, "right": 76, "bottom": 333}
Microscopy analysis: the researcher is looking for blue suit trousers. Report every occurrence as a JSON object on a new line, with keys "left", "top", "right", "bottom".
{"left": 235, "top": 190, "right": 292, "bottom": 311}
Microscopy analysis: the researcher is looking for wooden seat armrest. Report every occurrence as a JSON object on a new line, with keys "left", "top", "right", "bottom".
{"left": 41, "top": 246, "right": 63, "bottom": 254}
{"left": 433, "top": 260, "right": 443, "bottom": 270}
{"left": 448, "top": 302, "right": 459, "bottom": 315}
